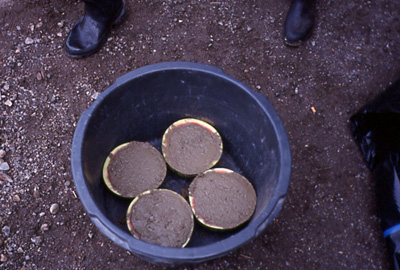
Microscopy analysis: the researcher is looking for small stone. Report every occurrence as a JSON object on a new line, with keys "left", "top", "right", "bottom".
{"left": 31, "top": 236, "right": 42, "bottom": 245}
{"left": 36, "top": 21, "right": 43, "bottom": 28}
{"left": 12, "top": 194, "right": 20, "bottom": 202}
{"left": 36, "top": 72, "right": 42, "bottom": 81}
{"left": 57, "top": 21, "right": 64, "bottom": 28}
{"left": 2, "top": 226, "right": 10, "bottom": 236}
{"left": 33, "top": 187, "right": 40, "bottom": 198}
{"left": 50, "top": 203, "right": 60, "bottom": 214}
{"left": 3, "top": 84, "right": 9, "bottom": 91}
{"left": 0, "top": 149, "right": 5, "bottom": 158}
{"left": 88, "top": 231, "right": 94, "bottom": 238}
{"left": 56, "top": 32, "right": 63, "bottom": 37}
{"left": 17, "top": 247, "right": 24, "bottom": 253}
{"left": 91, "top": 92, "right": 100, "bottom": 100}
{"left": 25, "top": 37, "right": 34, "bottom": 45}
{"left": 4, "top": 100, "right": 12, "bottom": 107}
{"left": 0, "top": 172, "right": 12, "bottom": 182}
{"left": 0, "top": 162, "right": 10, "bottom": 171}
{"left": 40, "top": 223, "right": 49, "bottom": 232}
{"left": 0, "top": 254, "right": 7, "bottom": 262}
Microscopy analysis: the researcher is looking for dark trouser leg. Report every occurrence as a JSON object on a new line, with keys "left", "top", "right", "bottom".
{"left": 65, "top": 0, "right": 125, "bottom": 58}
{"left": 284, "top": 0, "right": 315, "bottom": 46}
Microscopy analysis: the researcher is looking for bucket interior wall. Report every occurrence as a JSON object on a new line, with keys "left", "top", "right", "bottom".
{"left": 80, "top": 70, "right": 281, "bottom": 247}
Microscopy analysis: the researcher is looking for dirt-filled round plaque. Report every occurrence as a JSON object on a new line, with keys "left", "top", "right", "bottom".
{"left": 126, "top": 189, "right": 194, "bottom": 248}
{"left": 102, "top": 141, "right": 167, "bottom": 198}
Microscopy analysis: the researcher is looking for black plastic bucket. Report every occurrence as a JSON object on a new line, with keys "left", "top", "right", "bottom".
{"left": 71, "top": 62, "right": 291, "bottom": 266}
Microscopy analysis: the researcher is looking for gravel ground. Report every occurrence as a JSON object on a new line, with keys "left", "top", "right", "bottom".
{"left": 0, "top": 0, "right": 400, "bottom": 269}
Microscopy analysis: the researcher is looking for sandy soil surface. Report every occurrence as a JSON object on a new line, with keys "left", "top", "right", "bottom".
{"left": 0, "top": 0, "right": 399, "bottom": 269}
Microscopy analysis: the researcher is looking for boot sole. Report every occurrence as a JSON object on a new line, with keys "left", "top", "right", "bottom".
{"left": 283, "top": 26, "right": 314, "bottom": 47}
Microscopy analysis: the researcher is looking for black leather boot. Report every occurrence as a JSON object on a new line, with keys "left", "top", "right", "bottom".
{"left": 65, "top": 0, "right": 125, "bottom": 58}
{"left": 284, "top": 0, "right": 315, "bottom": 46}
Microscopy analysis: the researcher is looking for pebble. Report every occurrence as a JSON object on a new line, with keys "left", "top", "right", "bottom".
{"left": 50, "top": 203, "right": 60, "bottom": 214}
{"left": 0, "top": 150, "right": 5, "bottom": 158}
{"left": 33, "top": 187, "right": 40, "bottom": 198}
{"left": 4, "top": 100, "right": 12, "bottom": 107}
{"left": 25, "top": 37, "right": 34, "bottom": 45}
{"left": 40, "top": 223, "right": 49, "bottom": 232}
{"left": 91, "top": 92, "right": 100, "bottom": 100}
{"left": 12, "top": 194, "right": 20, "bottom": 202}
{"left": 0, "top": 162, "right": 10, "bottom": 171}
{"left": 0, "top": 172, "right": 12, "bottom": 182}
{"left": 30, "top": 236, "right": 42, "bottom": 245}
{"left": 2, "top": 226, "right": 10, "bottom": 236}
{"left": 17, "top": 247, "right": 24, "bottom": 253}
{"left": 0, "top": 254, "right": 7, "bottom": 262}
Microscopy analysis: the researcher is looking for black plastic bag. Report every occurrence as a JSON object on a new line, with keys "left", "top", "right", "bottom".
{"left": 350, "top": 78, "right": 400, "bottom": 270}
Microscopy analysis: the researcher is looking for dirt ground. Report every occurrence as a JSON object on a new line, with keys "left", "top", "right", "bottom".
{"left": 0, "top": 0, "right": 400, "bottom": 269}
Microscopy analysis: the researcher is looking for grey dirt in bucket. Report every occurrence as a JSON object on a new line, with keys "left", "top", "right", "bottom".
{"left": 126, "top": 189, "right": 194, "bottom": 248}
{"left": 188, "top": 168, "right": 257, "bottom": 230}
{"left": 103, "top": 141, "right": 167, "bottom": 198}
{"left": 162, "top": 118, "right": 223, "bottom": 177}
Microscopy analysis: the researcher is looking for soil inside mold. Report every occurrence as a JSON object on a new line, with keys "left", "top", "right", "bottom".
{"left": 189, "top": 169, "right": 257, "bottom": 229}
{"left": 106, "top": 141, "right": 166, "bottom": 198}
{"left": 163, "top": 120, "right": 222, "bottom": 176}
{"left": 127, "top": 189, "right": 194, "bottom": 248}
